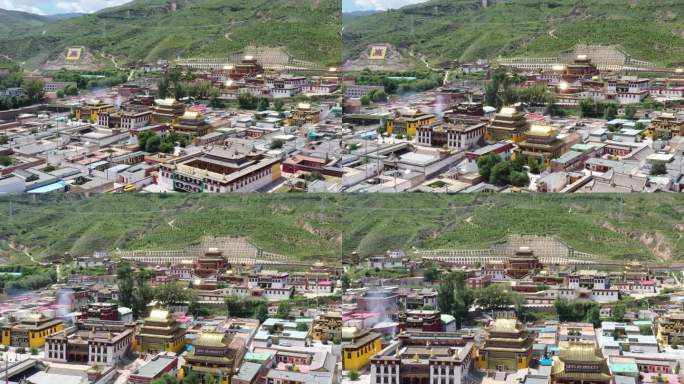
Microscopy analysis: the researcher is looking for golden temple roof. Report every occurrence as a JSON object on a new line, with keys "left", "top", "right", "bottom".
{"left": 559, "top": 342, "right": 604, "bottom": 363}
{"left": 147, "top": 308, "right": 173, "bottom": 322}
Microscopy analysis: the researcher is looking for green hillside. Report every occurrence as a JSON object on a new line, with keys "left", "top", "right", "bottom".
{"left": 0, "top": 0, "right": 341, "bottom": 68}
{"left": 0, "top": 194, "right": 342, "bottom": 262}
{"left": 0, "top": 9, "right": 48, "bottom": 36}
{"left": 343, "top": 0, "right": 684, "bottom": 67}
{"left": 1, "top": 194, "right": 683, "bottom": 264}
{"left": 341, "top": 194, "right": 684, "bottom": 260}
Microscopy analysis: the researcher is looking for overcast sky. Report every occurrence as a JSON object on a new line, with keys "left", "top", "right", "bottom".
{"left": 342, "top": 0, "right": 427, "bottom": 12}
{"left": 1, "top": 0, "right": 429, "bottom": 16}
{"left": 0, "top": 0, "right": 130, "bottom": 15}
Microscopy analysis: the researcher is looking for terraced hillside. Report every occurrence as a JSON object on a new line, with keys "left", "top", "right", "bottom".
{"left": 0, "top": 194, "right": 342, "bottom": 262}
{"left": 343, "top": 0, "right": 684, "bottom": 67}
{"left": 0, "top": 0, "right": 342, "bottom": 68}
{"left": 341, "top": 194, "right": 684, "bottom": 260}
{"left": 1, "top": 194, "right": 683, "bottom": 264}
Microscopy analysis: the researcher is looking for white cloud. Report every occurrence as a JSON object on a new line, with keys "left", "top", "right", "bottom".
{"left": 1, "top": 0, "right": 130, "bottom": 15}
{"left": 351, "top": 0, "right": 426, "bottom": 10}
{"left": 0, "top": 0, "right": 45, "bottom": 14}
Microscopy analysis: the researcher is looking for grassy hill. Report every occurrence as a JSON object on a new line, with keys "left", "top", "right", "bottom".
{"left": 0, "top": 194, "right": 343, "bottom": 263}
{"left": 343, "top": 0, "right": 684, "bottom": 67}
{"left": 1, "top": 194, "right": 683, "bottom": 264}
{"left": 0, "top": 0, "right": 341, "bottom": 68}
{"left": 0, "top": 9, "right": 48, "bottom": 36}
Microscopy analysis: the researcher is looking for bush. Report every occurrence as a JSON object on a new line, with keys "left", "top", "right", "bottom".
{"left": 16, "top": 347, "right": 26, "bottom": 354}
{"left": 30, "top": 347, "right": 38, "bottom": 355}
{"left": 348, "top": 370, "right": 360, "bottom": 381}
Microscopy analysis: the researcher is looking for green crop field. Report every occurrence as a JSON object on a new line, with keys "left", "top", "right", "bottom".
{"left": 0, "top": 194, "right": 683, "bottom": 264}
{"left": 343, "top": 0, "right": 684, "bottom": 67}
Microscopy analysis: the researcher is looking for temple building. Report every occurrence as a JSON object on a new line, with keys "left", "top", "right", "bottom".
{"left": 227, "top": 56, "right": 264, "bottom": 80}
{"left": 342, "top": 326, "right": 382, "bottom": 371}
{"left": 560, "top": 56, "right": 600, "bottom": 85}
{"left": 370, "top": 332, "right": 474, "bottom": 384}
{"left": 1, "top": 314, "right": 64, "bottom": 348}
{"left": 173, "top": 111, "right": 213, "bottom": 138}
{"left": 550, "top": 343, "right": 611, "bottom": 384}
{"left": 182, "top": 331, "right": 245, "bottom": 384}
{"left": 476, "top": 318, "right": 533, "bottom": 371}
{"left": 151, "top": 98, "right": 186, "bottom": 125}
{"left": 416, "top": 119, "right": 487, "bottom": 150}
{"left": 137, "top": 308, "right": 186, "bottom": 355}
{"left": 650, "top": 113, "right": 683, "bottom": 139}
{"left": 290, "top": 103, "right": 321, "bottom": 126}
{"left": 487, "top": 106, "right": 529, "bottom": 142}
{"left": 516, "top": 124, "right": 565, "bottom": 165}
{"left": 97, "top": 109, "right": 152, "bottom": 130}
{"left": 158, "top": 147, "right": 282, "bottom": 193}
{"left": 44, "top": 320, "right": 134, "bottom": 365}
{"left": 311, "top": 312, "right": 342, "bottom": 342}
{"left": 387, "top": 109, "right": 437, "bottom": 137}
{"left": 75, "top": 99, "right": 115, "bottom": 123}
{"left": 194, "top": 248, "right": 228, "bottom": 278}
{"left": 504, "top": 247, "right": 543, "bottom": 280}
{"left": 657, "top": 312, "right": 684, "bottom": 345}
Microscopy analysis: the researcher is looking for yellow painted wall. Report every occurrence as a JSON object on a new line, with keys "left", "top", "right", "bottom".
{"left": 386, "top": 120, "right": 394, "bottom": 135}
{"left": 343, "top": 338, "right": 382, "bottom": 371}
{"left": 166, "top": 336, "right": 186, "bottom": 353}
{"left": 271, "top": 163, "right": 282, "bottom": 181}
{"left": 28, "top": 323, "right": 64, "bottom": 348}
{"left": 1, "top": 329, "right": 10, "bottom": 346}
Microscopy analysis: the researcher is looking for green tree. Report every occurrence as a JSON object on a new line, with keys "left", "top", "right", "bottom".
{"left": 624, "top": 105, "right": 637, "bottom": 120}
{"left": 150, "top": 374, "right": 179, "bottom": 384}
{"left": 650, "top": 162, "right": 667, "bottom": 176}
{"left": 145, "top": 135, "right": 162, "bottom": 153}
{"left": 295, "top": 322, "right": 308, "bottom": 332}
{"left": 360, "top": 95, "right": 371, "bottom": 106}
{"left": 579, "top": 98, "right": 596, "bottom": 118}
{"left": 611, "top": 302, "right": 626, "bottom": 322}
{"left": 270, "top": 139, "right": 284, "bottom": 149}
{"left": 117, "top": 263, "right": 134, "bottom": 309}
{"left": 274, "top": 99, "right": 285, "bottom": 112}
{"left": 0, "top": 155, "right": 10, "bottom": 167}
{"left": 475, "top": 284, "right": 515, "bottom": 310}
{"left": 238, "top": 92, "right": 258, "bottom": 109}
{"left": 255, "top": 302, "right": 269, "bottom": 323}
{"left": 276, "top": 302, "right": 291, "bottom": 319}
{"left": 604, "top": 103, "right": 618, "bottom": 121}
{"left": 510, "top": 171, "right": 530, "bottom": 187}
{"left": 341, "top": 274, "right": 351, "bottom": 291}
{"left": 490, "top": 161, "right": 512, "bottom": 186}
{"left": 23, "top": 79, "right": 45, "bottom": 103}
{"left": 348, "top": 370, "right": 360, "bottom": 381}
{"left": 257, "top": 97, "right": 270, "bottom": 111}
{"left": 30, "top": 347, "right": 38, "bottom": 355}
{"left": 477, "top": 153, "right": 502, "bottom": 182}
{"left": 0, "top": 135, "right": 7, "bottom": 145}
{"left": 154, "top": 282, "right": 190, "bottom": 306}
{"left": 132, "top": 270, "right": 153, "bottom": 318}
{"left": 183, "top": 371, "right": 201, "bottom": 384}
{"left": 424, "top": 266, "right": 439, "bottom": 283}
{"left": 437, "top": 272, "right": 473, "bottom": 328}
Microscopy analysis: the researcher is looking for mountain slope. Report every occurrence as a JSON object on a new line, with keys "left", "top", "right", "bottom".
{"left": 0, "top": 8, "right": 48, "bottom": 35}
{"left": 343, "top": 0, "right": 684, "bottom": 67}
{"left": 0, "top": 0, "right": 341, "bottom": 68}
